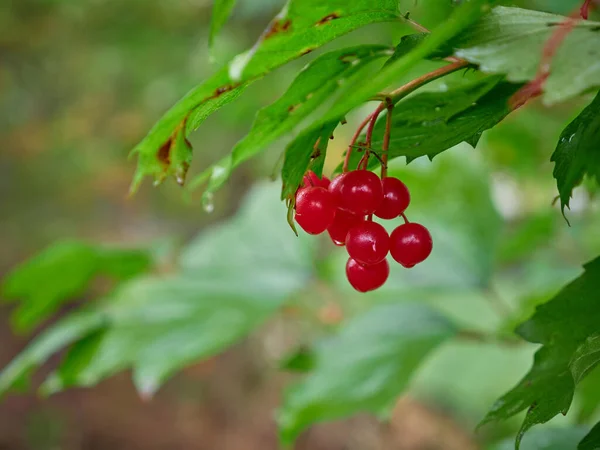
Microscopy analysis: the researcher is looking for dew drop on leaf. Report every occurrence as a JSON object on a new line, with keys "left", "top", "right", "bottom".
{"left": 203, "top": 192, "right": 215, "bottom": 213}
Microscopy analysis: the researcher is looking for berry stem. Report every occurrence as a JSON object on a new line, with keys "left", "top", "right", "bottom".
{"left": 381, "top": 100, "right": 393, "bottom": 179}
{"left": 343, "top": 113, "right": 373, "bottom": 172}
{"left": 344, "top": 60, "right": 468, "bottom": 172}
{"left": 400, "top": 212, "right": 409, "bottom": 224}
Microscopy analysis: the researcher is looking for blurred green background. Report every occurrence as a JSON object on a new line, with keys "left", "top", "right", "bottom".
{"left": 1, "top": 0, "right": 599, "bottom": 449}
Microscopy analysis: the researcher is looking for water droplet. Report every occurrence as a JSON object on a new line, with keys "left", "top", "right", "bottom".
{"left": 203, "top": 192, "right": 215, "bottom": 213}
{"left": 435, "top": 106, "right": 441, "bottom": 112}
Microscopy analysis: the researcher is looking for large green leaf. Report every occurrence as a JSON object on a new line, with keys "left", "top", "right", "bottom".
{"left": 447, "top": 6, "right": 600, "bottom": 105}
{"left": 342, "top": 76, "right": 519, "bottom": 170}
{"left": 551, "top": 92, "right": 600, "bottom": 213}
{"left": 130, "top": 0, "right": 400, "bottom": 191}
{"left": 0, "top": 183, "right": 313, "bottom": 399}
{"left": 1, "top": 240, "right": 151, "bottom": 332}
{"left": 191, "top": 45, "right": 391, "bottom": 199}
{"left": 482, "top": 257, "right": 600, "bottom": 449}
{"left": 277, "top": 303, "right": 456, "bottom": 444}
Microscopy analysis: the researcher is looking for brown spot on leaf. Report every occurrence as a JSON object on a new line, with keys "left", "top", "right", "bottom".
{"left": 210, "top": 83, "right": 239, "bottom": 100}
{"left": 300, "top": 48, "right": 314, "bottom": 56}
{"left": 316, "top": 13, "right": 340, "bottom": 25}
{"left": 264, "top": 18, "right": 292, "bottom": 39}
{"left": 287, "top": 104, "right": 301, "bottom": 113}
{"left": 157, "top": 139, "right": 172, "bottom": 166}
{"left": 311, "top": 149, "right": 321, "bottom": 159}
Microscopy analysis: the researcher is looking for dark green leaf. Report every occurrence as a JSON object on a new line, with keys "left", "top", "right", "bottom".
{"left": 130, "top": 0, "right": 400, "bottom": 190}
{"left": 192, "top": 45, "right": 390, "bottom": 200}
{"left": 1, "top": 241, "right": 151, "bottom": 332}
{"left": 279, "top": 346, "right": 315, "bottom": 373}
{"left": 277, "top": 303, "right": 456, "bottom": 444}
{"left": 209, "top": 0, "right": 238, "bottom": 50}
{"left": 551, "top": 92, "right": 600, "bottom": 213}
{"left": 385, "top": 32, "right": 448, "bottom": 67}
{"left": 575, "top": 365, "right": 600, "bottom": 422}
{"left": 280, "top": 120, "right": 338, "bottom": 200}
{"left": 343, "top": 77, "right": 519, "bottom": 170}
{"left": 483, "top": 257, "right": 600, "bottom": 449}
{"left": 579, "top": 422, "right": 600, "bottom": 450}
{"left": 447, "top": 6, "right": 600, "bottom": 104}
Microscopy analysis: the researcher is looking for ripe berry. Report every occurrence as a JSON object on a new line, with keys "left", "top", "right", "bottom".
{"left": 346, "top": 258, "right": 389, "bottom": 292}
{"left": 389, "top": 222, "right": 433, "bottom": 267}
{"left": 374, "top": 177, "right": 410, "bottom": 220}
{"left": 338, "top": 170, "right": 383, "bottom": 215}
{"left": 302, "top": 170, "right": 330, "bottom": 189}
{"left": 346, "top": 221, "right": 390, "bottom": 266}
{"left": 295, "top": 187, "right": 336, "bottom": 235}
{"left": 327, "top": 209, "right": 364, "bottom": 246}
{"left": 328, "top": 172, "right": 348, "bottom": 204}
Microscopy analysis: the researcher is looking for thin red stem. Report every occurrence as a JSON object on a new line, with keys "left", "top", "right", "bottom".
{"left": 343, "top": 113, "right": 373, "bottom": 172}
{"left": 581, "top": 0, "right": 592, "bottom": 19}
{"left": 381, "top": 102, "right": 393, "bottom": 179}
{"left": 400, "top": 213, "right": 409, "bottom": 224}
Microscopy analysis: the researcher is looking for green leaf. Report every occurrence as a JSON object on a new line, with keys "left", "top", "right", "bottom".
{"left": 131, "top": 0, "right": 400, "bottom": 190}
{"left": 447, "top": 6, "right": 600, "bottom": 105}
{"left": 314, "top": 0, "right": 491, "bottom": 125}
{"left": 3, "top": 183, "right": 314, "bottom": 399}
{"left": 209, "top": 0, "right": 238, "bottom": 51}
{"left": 192, "top": 45, "right": 391, "bottom": 200}
{"left": 280, "top": 120, "right": 338, "bottom": 200}
{"left": 482, "top": 257, "right": 600, "bottom": 449}
{"left": 579, "top": 422, "right": 600, "bottom": 450}
{"left": 384, "top": 32, "right": 448, "bottom": 67}
{"left": 575, "top": 365, "right": 600, "bottom": 422}
{"left": 343, "top": 76, "right": 518, "bottom": 170}
{"left": 0, "top": 311, "right": 106, "bottom": 397}
{"left": 492, "top": 427, "right": 589, "bottom": 450}
{"left": 551, "top": 92, "right": 600, "bottom": 213}
{"left": 1, "top": 240, "right": 151, "bottom": 332}
{"left": 277, "top": 303, "right": 456, "bottom": 444}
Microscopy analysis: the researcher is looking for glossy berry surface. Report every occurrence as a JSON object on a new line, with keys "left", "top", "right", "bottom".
{"left": 327, "top": 209, "right": 364, "bottom": 246}
{"left": 346, "top": 221, "right": 390, "bottom": 266}
{"left": 374, "top": 177, "right": 410, "bottom": 220}
{"left": 338, "top": 170, "right": 383, "bottom": 215}
{"left": 389, "top": 222, "right": 433, "bottom": 267}
{"left": 346, "top": 258, "right": 389, "bottom": 293}
{"left": 295, "top": 187, "right": 336, "bottom": 235}
{"left": 328, "top": 172, "right": 348, "bottom": 204}
{"left": 302, "top": 170, "right": 330, "bottom": 189}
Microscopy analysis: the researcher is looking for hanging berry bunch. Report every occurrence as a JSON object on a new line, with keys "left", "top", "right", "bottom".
{"left": 292, "top": 102, "right": 432, "bottom": 293}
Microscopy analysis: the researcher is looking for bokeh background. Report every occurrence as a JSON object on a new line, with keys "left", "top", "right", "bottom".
{"left": 1, "top": 0, "right": 599, "bottom": 449}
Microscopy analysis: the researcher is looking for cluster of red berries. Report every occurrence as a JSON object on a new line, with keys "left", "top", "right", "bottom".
{"left": 294, "top": 169, "right": 433, "bottom": 293}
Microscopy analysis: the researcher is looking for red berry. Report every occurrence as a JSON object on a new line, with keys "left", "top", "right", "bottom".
{"left": 327, "top": 209, "right": 364, "bottom": 246}
{"left": 328, "top": 172, "right": 348, "bottom": 205}
{"left": 338, "top": 170, "right": 383, "bottom": 215}
{"left": 346, "top": 258, "right": 389, "bottom": 292}
{"left": 390, "top": 222, "right": 433, "bottom": 267}
{"left": 295, "top": 187, "right": 336, "bottom": 235}
{"left": 302, "top": 171, "right": 330, "bottom": 189}
{"left": 346, "top": 221, "right": 390, "bottom": 265}
{"left": 374, "top": 177, "right": 410, "bottom": 220}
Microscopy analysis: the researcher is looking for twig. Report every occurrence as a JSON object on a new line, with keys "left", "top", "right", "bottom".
{"left": 381, "top": 100, "right": 393, "bottom": 179}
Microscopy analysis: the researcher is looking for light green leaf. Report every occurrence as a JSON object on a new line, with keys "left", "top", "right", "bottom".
{"left": 209, "top": 0, "right": 238, "bottom": 50}
{"left": 277, "top": 303, "right": 456, "bottom": 444}
{"left": 192, "top": 45, "right": 390, "bottom": 200}
{"left": 447, "top": 6, "right": 600, "bottom": 105}
{"left": 1, "top": 240, "right": 151, "bottom": 332}
{"left": 0, "top": 311, "right": 106, "bottom": 397}
{"left": 492, "top": 427, "right": 589, "bottom": 450}
{"left": 482, "top": 256, "right": 600, "bottom": 449}
{"left": 131, "top": 0, "right": 400, "bottom": 190}
{"left": 551, "top": 92, "right": 600, "bottom": 213}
